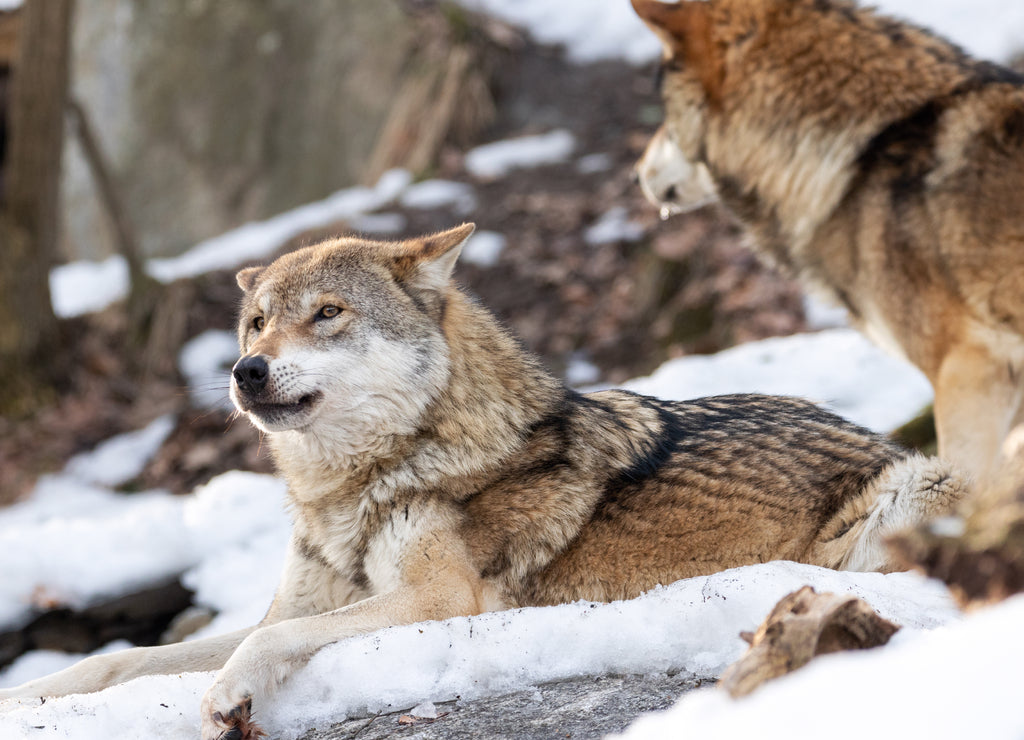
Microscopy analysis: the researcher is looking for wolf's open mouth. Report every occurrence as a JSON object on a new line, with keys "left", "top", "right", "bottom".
{"left": 245, "top": 391, "right": 323, "bottom": 419}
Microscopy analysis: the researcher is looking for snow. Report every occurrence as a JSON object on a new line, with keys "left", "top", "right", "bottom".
{"left": 455, "top": 0, "right": 662, "bottom": 65}
{"left": 565, "top": 352, "right": 601, "bottom": 387}
{"left": 0, "top": 564, "right": 961, "bottom": 740}
{"left": 464, "top": 129, "right": 576, "bottom": 180}
{"left": 64, "top": 414, "right": 176, "bottom": 488}
{"left": 0, "top": 470, "right": 288, "bottom": 633}
{"left": 0, "top": 314, "right": 979, "bottom": 740}
{"left": 178, "top": 329, "right": 239, "bottom": 412}
{"left": 619, "top": 328, "right": 932, "bottom": 433}
{"left": 12, "top": 2, "right": 1024, "bottom": 737}
{"left": 875, "top": 0, "right": 1024, "bottom": 62}
{"left": 399, "top": 179, "right": 477, "bottom": 215}
{"left": 803, "top": 294, "right": 850, "bottom": 330}
{"left": 45, "top": 1, "right": 1024, "bottom": 322}
{"left": 345, "top": 211, "right": 407, "bottom": 235}
{"left": 576, "top": 152, "right": 614, "bottom": 174}
{"left": 49, "top": 254, "right": 129, "bottom": 319}
{"left": 147, "top": 169, "right": 413, "bottom": 282}
{"left": 617, "top": 594, "right": 1024, "bottom": 740}
{"left": 584, "top": 205, "right": 646, "bottom": 245}
{"left": 455, "top": 0, "right": 1024, "bottom": 66}
{"left": 460, "top": 230, "right": 506, "bottom": 268}
{"left": 0, "top": 314, "right": 959, "bottom": 739}
{"left": 48, "top": 169, "right": 414, "bottom": 319}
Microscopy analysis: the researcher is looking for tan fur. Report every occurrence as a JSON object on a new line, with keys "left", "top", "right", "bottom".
{"left": 633, "top": 0, "right": 1024, "bottom": 480}
{"left": 0, "top": 225, "right": 967, "bottom": 738}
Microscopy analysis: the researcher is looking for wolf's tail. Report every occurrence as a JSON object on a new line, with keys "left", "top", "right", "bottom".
{"left": 811, "top": 454, "right": 970, "bottom": 572}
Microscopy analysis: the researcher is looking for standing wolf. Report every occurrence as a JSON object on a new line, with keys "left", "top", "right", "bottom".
{"left": 1, "top": 225, "right": 965, "bottom": 738}
{"left": 632, "top": 0, "right": 1024, "bottom": 481}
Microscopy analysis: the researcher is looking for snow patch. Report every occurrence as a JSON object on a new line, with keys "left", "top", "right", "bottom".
{"left": 0, "top": 471, "right": 287, "bottom": 634}
{"left": 455, "top": 0, "right": 1024, "bottom": 66}
{"left": 179, "top": 329, "right": 240, "bottom": 411}
{"left": 617, "top": 594, "right": 1024, "bottom": 740}
{"left": 0, "top": 563, "right": 959, "bottom": 740}
{"left": 64, "top": 414, "right": 176, "bottom": 488}
{"left": 465, "top": 130, "right": 576, "bottom": 180}
{"left": 49, "top": 170, "right": 417, "bottom": 318}
{"left": 584, "top": 206, "right": 645, "bottom": 245}
{"left": 48, "top": 255, "right": 129, "bottom": 319}
{"left": 399, "top": 179, "right": 477, "bottom": 215}
{"left": 460, "top": 231, "right": 506, "bottom": 268}
{"left": 618, "top": 329, "right": 932, "bottom": 433}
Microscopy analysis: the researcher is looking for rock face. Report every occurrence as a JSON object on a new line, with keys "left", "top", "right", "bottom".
{"left": 298, "top": 672, "right": 705, "bottom": 740}
{"left": 62, "top": 0, "right": 416, "bottom": 260}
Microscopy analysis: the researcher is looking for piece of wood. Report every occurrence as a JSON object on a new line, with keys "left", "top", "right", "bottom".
{"left": 720, "top": 586, "right": 899, "bottom": 698}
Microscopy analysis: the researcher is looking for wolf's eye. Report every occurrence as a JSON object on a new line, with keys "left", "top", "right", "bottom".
{"left": 253, "top": 316, "right": 265, "bottom": 332}
{"left": 316, "top": 305, "right": 342, "bottom": 321}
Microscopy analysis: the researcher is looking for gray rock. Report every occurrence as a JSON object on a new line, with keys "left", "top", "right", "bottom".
{"left": 62, "top": 0, "right": 416, "bottom": 260}
{"left": 298, "top": 672, "right": 708, "bottom": 740}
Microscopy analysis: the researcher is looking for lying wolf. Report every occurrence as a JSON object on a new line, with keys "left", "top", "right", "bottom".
{"left": 632, "top": 0, "right": 1024, "bottom": 481}
{"left": 1, "top": 225, "right": 965, "bottom": 738}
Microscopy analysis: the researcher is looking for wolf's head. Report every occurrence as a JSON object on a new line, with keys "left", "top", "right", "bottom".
{"left": 230, "top": 224, "right": 474, "bottom": 456}
{"left": 631, "top": 0, "right": 723, "bottom": 215}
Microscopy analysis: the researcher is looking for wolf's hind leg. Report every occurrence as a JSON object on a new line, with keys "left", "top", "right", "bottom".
{"left": 811, "top": 455, "right": 970, "bottom": 573}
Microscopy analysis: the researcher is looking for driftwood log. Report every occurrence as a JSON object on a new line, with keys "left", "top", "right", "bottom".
{"left": 720, "top": 586, "right": 899, "bottom": 698}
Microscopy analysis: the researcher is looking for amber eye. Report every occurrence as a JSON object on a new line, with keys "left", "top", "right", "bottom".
{"left": 253, "top": 316, "right": 265, "bottom": 332}
{"left": 316, "top": 305, "right": 342, "bottom": 320}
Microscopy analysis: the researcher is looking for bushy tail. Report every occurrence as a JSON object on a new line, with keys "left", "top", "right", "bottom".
{"left": 812, "top": 454, "right": 970, "bottom": 572}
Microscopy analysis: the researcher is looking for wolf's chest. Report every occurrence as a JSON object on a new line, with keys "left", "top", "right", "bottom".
{"left": 296, "top": 494, "right": 437, "bottom": 594}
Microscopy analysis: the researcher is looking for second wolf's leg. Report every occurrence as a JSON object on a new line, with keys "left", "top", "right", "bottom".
{"left": 810, "top": 454, "right": 969, "bottom": 572}
{"left": 0, "top": 626, "right": 255, "bottom": 701}
{"left": 933, "top": 341, "right": 1024, "bottom": 482}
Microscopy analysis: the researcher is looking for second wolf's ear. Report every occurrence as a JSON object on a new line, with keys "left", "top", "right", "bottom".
{"left": 236, "top": 266, "right": 265, "bottom": 293}
{"left": 395, "top": 223, "right": 476, "bottom": 293}
{"left": 632, "top": 0, "right": 723, "bottom": 104}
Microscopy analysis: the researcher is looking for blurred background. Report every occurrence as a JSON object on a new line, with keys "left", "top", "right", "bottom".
{"left": 2, "top": 0, "right": 1023, "bottom": 719}
{"left": 0, "top": 0, "right": 811, "bottom": 505}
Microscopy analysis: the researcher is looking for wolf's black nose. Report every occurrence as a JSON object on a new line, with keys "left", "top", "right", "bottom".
{"left": 233, "top": 355, "right": 269, "bottom": 394}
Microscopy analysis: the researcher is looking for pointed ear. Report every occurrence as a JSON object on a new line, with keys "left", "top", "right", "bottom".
{"left": 632, "top": 0, "right": 723, "bottom": 105}
{"left": 632, "top": 0, "right": 693, "bottom": 52}
{"left": 394, "top": 223, "right": 476, "bottom": 293}
{"left": 236, "top": 266, "right": 265, "bottom": 293}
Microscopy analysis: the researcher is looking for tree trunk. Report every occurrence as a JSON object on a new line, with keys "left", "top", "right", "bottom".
{"left": 0, "top": 0, "right": 72, "bottom": 417}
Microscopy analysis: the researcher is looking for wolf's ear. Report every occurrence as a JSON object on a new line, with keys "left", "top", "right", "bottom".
{"left": 631, "top": 0, "right": 723, "bottom": 104}
{"left": 236, "top": 266, "right": 265, "bottom": 293}
{"left": 633, "top": 0, "right": 697, "bottom": 49}
{"left": 396, "top": 223, "right": 476, "bottom": 293}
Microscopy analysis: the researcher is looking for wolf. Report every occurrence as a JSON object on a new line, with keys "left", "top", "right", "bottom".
{"left": 632, "top": 0, "right": 1024, "bottom": 482}
{"left": 0, "top": 224, "right": 966, "bottom": 739}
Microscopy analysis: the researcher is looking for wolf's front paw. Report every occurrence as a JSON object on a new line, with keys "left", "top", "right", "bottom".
{"left": 200, "top": 689, "right": 266, "bottom": 740}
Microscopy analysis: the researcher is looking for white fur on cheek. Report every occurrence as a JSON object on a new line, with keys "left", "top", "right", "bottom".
{"left": 272, "top": 331, "right": 451, "bottom": 463}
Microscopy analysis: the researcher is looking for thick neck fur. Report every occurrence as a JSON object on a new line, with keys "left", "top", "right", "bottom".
{"left": 704, "top": 0, "right": 993, "bottom": 254}
{"left": 269, "top": 286, "right": 564, "bottom": 508}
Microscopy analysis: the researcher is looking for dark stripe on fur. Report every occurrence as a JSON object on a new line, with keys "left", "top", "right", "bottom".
{"left": 594, "top": 394, "right": 903, "bottom": 524}
{"left": 296, "top": 535, "right": 334, "bottom": 572}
